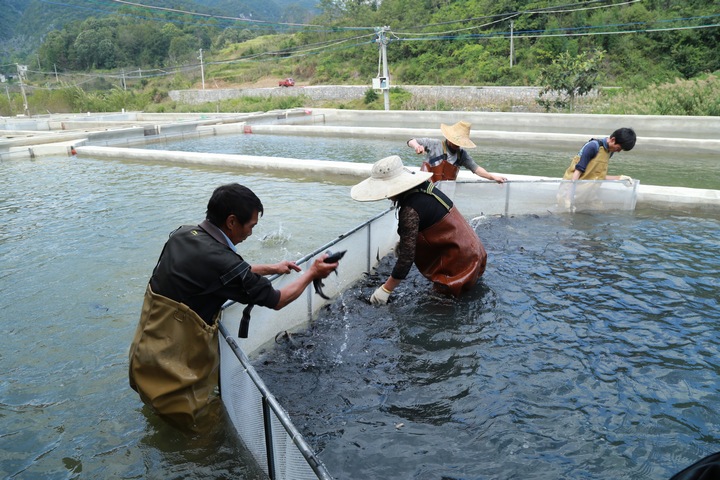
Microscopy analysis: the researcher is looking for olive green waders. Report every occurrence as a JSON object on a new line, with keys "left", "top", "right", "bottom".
{"left": 129, "top": 285, "right": 219, "bottom": 429}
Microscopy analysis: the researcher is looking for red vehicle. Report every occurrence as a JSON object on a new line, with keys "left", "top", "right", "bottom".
{"left": 278, "top": 77, "right": 295, "bottom": 87}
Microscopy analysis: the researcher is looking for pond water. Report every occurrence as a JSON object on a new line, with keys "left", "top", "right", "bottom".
{"left": 1, "top": 131, "right": 718, "bottom": 479}
{"left": 0, "top": 154, "right": 378, "bottom": 479}
{"left": 141, "top": 132, "right": 720, "bottom": 190}
{"left": 255, "top": 211, "right": 720, "bottom": 480}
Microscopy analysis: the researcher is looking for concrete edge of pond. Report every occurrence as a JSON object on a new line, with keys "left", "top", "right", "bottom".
{"left": 3, "top": 110, "right": 718, "bottom": 213}
{"left": 73, "top": 145, "right": 720, "bottom": 214}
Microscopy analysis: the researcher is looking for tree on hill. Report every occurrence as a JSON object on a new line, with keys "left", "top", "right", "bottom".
{"left": 537, "top": 50, "right": 605, "bottom": 112}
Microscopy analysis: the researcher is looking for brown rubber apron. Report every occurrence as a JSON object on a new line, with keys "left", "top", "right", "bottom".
{"left": 421, "top": 160, "right": 460, "bottom": 183}
{"left": 421, "top": 142, "right": 460, "bottom": 182}
{"left": 414, "top": 206, "right": 487, "bottom": 297}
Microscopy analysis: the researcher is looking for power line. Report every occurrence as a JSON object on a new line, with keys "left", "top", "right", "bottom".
{"left": 106, "top": 0, "right": 375, "bottom": 31}
{"left": 396, "top": 0, "right": 641, "bottom": 32}
{"left": 392, "top": 13, "right": 720, "bottom": 42}
{"left": 36, "top": 0, "right": 289, "bottom": 32}
{"left": 9, "top": 7, "right": 719, "bottom": 92}
{"left": 393, "top": 14, "right": 520, "bottom": 38}
{"left": 17, "top": 15, "right": 720, "bottom": 86}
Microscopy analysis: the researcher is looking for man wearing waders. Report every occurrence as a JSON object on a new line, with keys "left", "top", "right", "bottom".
{"left": 128, "top": 183, "right": 339, "bottom": 431}
{"left": 562, "top": 127, "right": 637, "bottom": 182}
{"left": 559, "top": 127, "right": 637, "bottom": 209}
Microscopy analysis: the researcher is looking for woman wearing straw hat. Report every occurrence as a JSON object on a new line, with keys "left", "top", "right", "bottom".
{"left": 407, "top": 120, "right": 507, "bottom": 184}
{"left": 351, "top": 155, "right": 487, "bottom": 305}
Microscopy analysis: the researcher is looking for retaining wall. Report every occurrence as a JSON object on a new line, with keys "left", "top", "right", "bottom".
{"left": 74, "top": 146, "right": 720, "bottom": 214}
{"left": 169, "top": 85, "right": 554, "bottom": 107}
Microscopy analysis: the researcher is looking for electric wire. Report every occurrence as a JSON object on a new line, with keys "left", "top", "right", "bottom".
{"left": 106, "top": 0, "right": 375, "bottom": 31}
{"left": 36, "top": 0, "right": 365, "bottom": 33}
{"left": 5, "top": 1, "right": 719, "bottom": 92}
{"left": 392, "top": 13, "right": 720, "bottom": 42}
{"left": 396, "top": 0, "right": 641, "bottom": 31}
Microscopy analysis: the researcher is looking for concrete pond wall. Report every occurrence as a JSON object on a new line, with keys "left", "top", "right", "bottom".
{"left": 2, "top": 108, "right": 719, "bottom": 212}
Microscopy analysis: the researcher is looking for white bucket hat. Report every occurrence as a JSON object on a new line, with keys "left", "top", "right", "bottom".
{"left": 440, "top": 120, "right": 476, "bottom": 148}
{"left": 351, "top": 155, "right": 433, "bottom": 202}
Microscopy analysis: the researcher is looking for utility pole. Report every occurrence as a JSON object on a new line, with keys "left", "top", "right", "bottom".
{"left": 5, "top": 85, "right": 12, "bottom": 114}
{"left": 376, "top": 26, "right": 390, "bottom": 111}
{"left": 16, "top": 64, "right": 29, "bottom": 117}
{"left": 198, "top": 49, "right": 205, "bottom": 90}
{"left": 510, "top": 21, "right": 514, "bottom": 68}
{"left": 121, "top": 69, "right": 126, "bottom": 90}
{"left": 54, "top": 64, "right": 59, "bottom": 82}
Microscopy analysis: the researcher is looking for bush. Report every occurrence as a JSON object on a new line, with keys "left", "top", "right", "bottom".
{"left": 364, "top": 88, "right": 378, "bottom": 104}
{"left": 589, "top": 73, "right": 720, "bottom": 116}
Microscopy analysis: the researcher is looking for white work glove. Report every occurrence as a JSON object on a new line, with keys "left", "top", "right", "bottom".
{"left": 619, "top": 175, "right": 633, "bottom": 185}
{"left": 370, "top": 285, "right": 392, "bottom": 305}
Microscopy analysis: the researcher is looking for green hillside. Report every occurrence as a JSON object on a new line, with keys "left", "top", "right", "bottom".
{"left": 0, "top": 0, "right": 318, "bottom": 63}
{"left": 1, "top": 0, "right": 718, "bottom": 116}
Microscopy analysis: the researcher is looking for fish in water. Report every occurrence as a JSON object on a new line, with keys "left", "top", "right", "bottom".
{"left": 260, "top": 223, "right": 291, "bottom": 246}
{"left": 313, "top": 250, "right": 346, "bottom": 299}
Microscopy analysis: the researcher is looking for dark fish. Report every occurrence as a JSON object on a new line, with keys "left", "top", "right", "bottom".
{"left": 313, "top": 250, "right": 346, "bottom": 299}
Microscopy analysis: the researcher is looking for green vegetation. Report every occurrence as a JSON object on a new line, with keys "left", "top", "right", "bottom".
{"left": 0, "top": 0, "right": 318, "bottom": 62}
{"left": 537, "top": 50, "right": 605, "bottom": 112}
{"left": 144, "top": 94, "right": 309, "bottom": 114}
{"left": 1, "top": 0, "right": 718, "bottom": 116}
{"left": 0, "top": 83, "right": 308, "bottom": 116}
{"left": 587, "top": 74, "right": 720, "bottom": 116}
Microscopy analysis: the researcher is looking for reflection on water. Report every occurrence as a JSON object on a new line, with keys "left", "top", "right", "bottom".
{"left": 255, "top": 212, "right": 720, "bottom": 480}
{"left": 1, "top": 138, "right": 718, "bottom": 479}
{"left": 143, "top": 132, "right": 720, "bottom": 190}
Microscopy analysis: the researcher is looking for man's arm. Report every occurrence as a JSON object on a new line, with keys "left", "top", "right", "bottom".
{"left": 460, "top": 151, "right": 506, "bottom": 183}
{"left": 473, "top": 166, "right": 507, "bottom": 183}
{"left": 572, "top": 140, "right": 600, "bottom": 179}
{"left": 251, "top": 261, "right": 300, "bottom": 276}
{"left": 407, "top": 138, "right": 428, "bottom": 155}
{"left": 274, "top": 255, "right": 338, "bottom": 309}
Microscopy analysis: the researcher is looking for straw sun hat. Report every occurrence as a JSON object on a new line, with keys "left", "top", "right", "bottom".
{"left": 440, "top": 120, "right": 476, "bottom": 148}
{"left": 351, "top": 155, "right": 432, "bottom": 202}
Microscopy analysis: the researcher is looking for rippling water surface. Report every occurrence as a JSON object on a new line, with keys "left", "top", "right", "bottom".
{"left": 142, "top": 132, "right": 719, "bottom": 190}
{"left": 1, "top": 134, "right": 718, "bottom": 479}
{"left": 255, "top": 212, "right": 720, "bottom": 480}
{"left": 0, "top": 154, "right": 379, "bottom": 479}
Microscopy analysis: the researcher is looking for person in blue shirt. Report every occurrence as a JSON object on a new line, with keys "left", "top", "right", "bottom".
{"left": 563, "top": 127, "right": 637, "bottom": 181}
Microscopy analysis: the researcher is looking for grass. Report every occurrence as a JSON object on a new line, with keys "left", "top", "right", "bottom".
{"left": 2, "top": 71, "right": 718, "bottom": 117}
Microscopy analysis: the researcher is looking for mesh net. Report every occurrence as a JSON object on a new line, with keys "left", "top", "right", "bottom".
{"left": 442, "top": 179, "right": 638, "bottom": 217}
{"left": 217, "top": 179, "right": 638, "bottom": 479}
{"left": 218, "top": 209, "right": 399, "bottom": 479}
{"left": 219, "top": 339, "right": 270, "bottom": 477}
{"left": 220, "top": 334, "right": 334, "bottom": 479}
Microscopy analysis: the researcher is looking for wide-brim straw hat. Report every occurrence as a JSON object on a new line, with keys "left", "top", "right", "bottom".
{"left": 440, "top": 120, "right": 476, "bottom": 148}
{"left": 351, "top": 155, "right": 433, "bottom": 202}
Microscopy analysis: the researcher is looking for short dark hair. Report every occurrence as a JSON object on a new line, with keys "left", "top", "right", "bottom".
{"left": 206, "top": 183, "right": 263, "bottom": 227}
{"left": 611, "top": 127, "right": 636, "bottom": 151}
